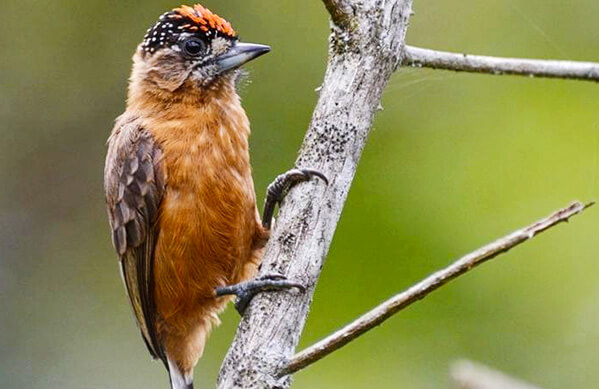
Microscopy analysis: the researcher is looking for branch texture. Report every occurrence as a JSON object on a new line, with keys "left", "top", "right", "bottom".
{"left": 321, "top": 0, "right": 354, "bottom": 27}
{"left": 217, "top": 1, "right": 415, "bottom": 388}
{"left": 403, "top": 46, "right": 599, "bottom": 82}
{"left": 451, "top": 359, "right": 545, "bottom": 389}
{"left": 281, "top": 201, "right": 591, "bottom": 375}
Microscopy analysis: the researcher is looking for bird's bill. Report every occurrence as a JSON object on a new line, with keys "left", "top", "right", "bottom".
{"left": 216, "top": 42, "right": 271, "bottom": 73}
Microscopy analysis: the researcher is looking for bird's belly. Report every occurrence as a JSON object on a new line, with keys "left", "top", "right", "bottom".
{"left": 153, "top": 166, "right": 258, "bottom": 331}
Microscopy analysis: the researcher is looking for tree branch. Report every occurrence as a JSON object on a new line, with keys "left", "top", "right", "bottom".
{"left": 403, "top": 45, "right": 599, "bottom": 82}
{"left": 217, "top": 0, "right": 596, "bottom": 386}
{"left": 217, "top": 1, "right": 415, "bottom": 388}
{"left": 281, "top": 201, "right": 592, "bottom": 376}
{"left": 451, "top": 359, "right": 545, "bottom": 389}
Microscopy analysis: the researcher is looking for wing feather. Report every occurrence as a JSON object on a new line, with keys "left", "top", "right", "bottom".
{"left": 105, "top": 115, "right": 166, "bottom": 364}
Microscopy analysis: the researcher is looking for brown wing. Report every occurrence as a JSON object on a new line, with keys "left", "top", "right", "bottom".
{"left": 104, "top": 115, "right": 166, "bottom": 364}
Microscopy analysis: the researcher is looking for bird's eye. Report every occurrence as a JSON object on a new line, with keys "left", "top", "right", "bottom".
{"left": 182, "top": 38, "right": 205, "bottom": 56}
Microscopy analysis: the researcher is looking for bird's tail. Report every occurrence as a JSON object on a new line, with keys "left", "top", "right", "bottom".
{"left": 167, "top": 356, "right": 194, "bottom": 389}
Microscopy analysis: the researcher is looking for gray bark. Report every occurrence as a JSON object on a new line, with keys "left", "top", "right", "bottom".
{"left": 217, "top": 1, "right": 414, "bottom": 388}
{"left": 282, "top": 202, "right": 590, "bottom": 376}
{"left": 403, "top": 45, "right": 599, "bottom": 82}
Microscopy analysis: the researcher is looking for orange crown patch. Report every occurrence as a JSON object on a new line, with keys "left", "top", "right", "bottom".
{"left": 171, "top": 4, "right": 236, "bottom": 37}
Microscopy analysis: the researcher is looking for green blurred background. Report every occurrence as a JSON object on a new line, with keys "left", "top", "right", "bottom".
{"left": 1, "top": 0, "right": 598, "bottom": 388}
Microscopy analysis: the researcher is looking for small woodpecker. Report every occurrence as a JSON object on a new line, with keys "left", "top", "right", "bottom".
{"left": 104, "top": 4, "right": 325, "bottom": 389}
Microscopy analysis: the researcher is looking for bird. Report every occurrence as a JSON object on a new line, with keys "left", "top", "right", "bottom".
{"left": 104, "top": 4, "right": 326, "bottom": 389}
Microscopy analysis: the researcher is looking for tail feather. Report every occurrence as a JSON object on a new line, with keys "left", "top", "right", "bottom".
{"left": 167, "top": 356, "right": 194, "bottom": 389}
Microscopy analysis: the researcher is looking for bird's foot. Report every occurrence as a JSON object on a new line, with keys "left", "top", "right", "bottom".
{"left": 215, "top": 274, "right": 305, "bottom": 315}
{"left": 262, "top": 168, "right": 328, "bottom": 229}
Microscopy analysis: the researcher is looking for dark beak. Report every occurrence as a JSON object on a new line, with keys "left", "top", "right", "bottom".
{"left": 216, "top": 42, "right": 271, "bottom": 73}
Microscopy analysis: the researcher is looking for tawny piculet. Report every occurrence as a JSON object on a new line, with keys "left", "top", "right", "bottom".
{"left": 104, "top": 4, "right": 325, "bottom": 389}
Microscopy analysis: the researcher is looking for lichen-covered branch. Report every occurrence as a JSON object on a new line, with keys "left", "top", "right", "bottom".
{"left": 403, "top": 45, "right": 599, "bottom": 82}
{"left": 281, "top": 202, "right": 592, "bottom": 376}
{"left": 321, "top": 0, "right": 354, "bottom": 28}
{"left": 216, "top": 1, "right": 414, "bottom": 388}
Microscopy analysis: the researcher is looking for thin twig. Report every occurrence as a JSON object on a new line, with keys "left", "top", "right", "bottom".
{"left": 281, "top": 201, "right": 593, "bottom": 376}
{"left": 451, "top": 359, "right": 545, "bottom": 389}
{"left": 403, "top": 45, "right": 599, "bottom": 82}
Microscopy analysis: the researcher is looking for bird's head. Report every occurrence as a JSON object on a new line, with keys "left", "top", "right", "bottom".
{"left": 130, "top": 4, "right": 270, "bottom": 97}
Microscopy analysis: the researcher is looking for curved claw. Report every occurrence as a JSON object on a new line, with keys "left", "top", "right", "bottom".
{"left": 297, "top": 168, "right": 329, "bottom": 186}
{"left": 262, "top": 167, "right": 328, "bottom": 229}
{"left": 215, "top": 274, "right": 306, "bottom": 315}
